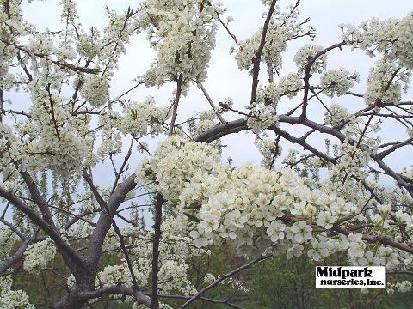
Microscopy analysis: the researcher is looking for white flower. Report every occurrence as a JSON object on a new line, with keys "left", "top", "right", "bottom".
{"left": 0, "top": 224, "right": 17, "bottom": 262}
{"left": 387, "top": 281, "right": 412, "bottom": 294}
{"left": 256, "top": 137, "right": 281, "bottom": 168}
{"left": 158, "top": 261, "right": 196, "bottom": 296}
{"left": 267, "top": 220, "right": 286, "bottom": 242}
{"left": 347, "top": 233, "right": 366, "bottom": 258}
{"left": 289, "top": 221, "right": 312, "bottom": 244}
{"left": 236, "top": 3, "right": 314, "bottom": 72}
{"left": 139, "top": 0, "right": 218, "bottom": 86}
{"left": 342, "top": 14, "right": 413, "bottom": 70}
{"left": 396, "top": 281, "right": 412, "bottom": 293}
{"left": 203, "top": 273, "right": 216, "bottom": 284}
{"left": 287, "top": 244, "right": 305, "bottom": 259}
{"left": 316, "top": 211, "right": 336, "bottom": 229}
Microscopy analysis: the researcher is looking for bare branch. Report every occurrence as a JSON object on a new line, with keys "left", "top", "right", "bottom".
{"left": 181, "top": 254, "right": 272, "bottom": 308}
{"left": 250, "top": 0, "right": 277, "bottom": 104}
{"left": 197, "top": 82, "right": 226, "bottom": 124}
{"left": 169, "top": 75, "right": 183, "bottom": 135}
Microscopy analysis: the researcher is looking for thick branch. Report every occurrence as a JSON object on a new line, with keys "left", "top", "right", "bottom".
{"left": 21, "top": 171, "right": 54, "bottom": 225}
{"left": 0, "top": 186, "right": 86, "bottom": 272}
{"left": 86, "top": 173, "right": 137, "bottom": 269}
{"left": 0, "top": 240, "right": 29, "bottom": 275}
{"left": 150, "top": 194, "right": 165, "bottom": 309}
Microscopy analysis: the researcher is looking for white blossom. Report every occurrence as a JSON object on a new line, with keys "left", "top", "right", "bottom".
{"left": 23, "top": 238, "right": 56, "bottom": 272}
{"left": 278, "top": 73, "right": 303, "bottom": 98}
{"left": 324, "top": 104, "right": 350, "bottom": 126}
{"left": 0, "top": 277, "right": 34, "bottom": 309}
{"left": 294, "top": 44, "right": 326, "bottom": 74}
{"left": 81, "top": 75, "right": 109, "bottom": 107}
{"left": 320, "top": 68, "right": 358, "bottom": 97}
{"left": 247, "top": 102, "right": 278, "bottom": 134}
{"left": 365, "top": 60, "right": 409, "bottom": 105}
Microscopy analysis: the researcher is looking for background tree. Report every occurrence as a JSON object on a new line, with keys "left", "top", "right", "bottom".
{"left": 0, "top": 0, "right": 413, "bottom": 308}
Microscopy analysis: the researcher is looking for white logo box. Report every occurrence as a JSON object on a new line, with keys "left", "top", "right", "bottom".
{"left": 316, "top": 266, "right": 386, "bottom": 288}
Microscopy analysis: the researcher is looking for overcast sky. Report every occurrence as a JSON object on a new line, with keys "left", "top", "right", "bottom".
{"left": 19, "top": 0, "right": 413, "bottom": 177}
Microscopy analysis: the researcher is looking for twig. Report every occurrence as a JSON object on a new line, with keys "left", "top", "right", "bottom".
{"left": 182, "top": 254, "right": 272, "bottom": 308}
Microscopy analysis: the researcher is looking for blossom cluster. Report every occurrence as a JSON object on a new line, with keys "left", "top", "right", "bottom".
{"left": 139, "top": 0, "right": 219, "bottom": 87}
{"left": 16, "top": 87, "right": 93, "bottom": 174}
{"left": 117, "top": 97, "right": 171, "bottom": 137}
{"left": 0, "top": 224, "right": 17, "bottom": 262}
{"left": 294, "top": 44, "right": 326, "bottom": 74}
{"left": 341, "top": 14, "right": 413, "bottom": 70}
{"left": 365, "top": 60, "right": 410, "bottom": 105}
{"left": 278, "top": 72, "right": 303, "bottom": 98}
{"left": 140, "top": 139, "right": 413, "bottom": 269}
{"left": 387, "top": 281, "right": 412, "bottom": 294}
{"left": 89, "top": 217, "right": 200, "bottom": 298}
{"left": 324, "top": 104, "right": 351, "bottom": 127}
{"left": 76, "top": 30, "right": 102, "bottom": 59}
{"left": 256, "top": 83, "right": 280, "bottom": 105}
{"left": 195, "top": 110, "right": 218, "bottom": 136}
{"left": 332, "top": 142, "right": 370, "bottom": 180}
{"left": 235, "top": 3, "right": 315, "bottom": 73}
{"left": 247, "top": 102, "right": 278, "bottom": 134}
{"left": 80, "top": 75, "right": 109, "bottom": 107}
{"left": 23, "top": 238, "right": 57, "bottom": 272}
{"left": 256, "top": 137, "right": 281, "bottom": 168}
{"left": 158, "top": 260, "right": 197, "bottom": 296}
{"left": 235, "top": 24, "right": 288, "bottom": 72}
{"left": 320, "top": 68, "right": 358, "bottom": 97}
{"left": 0, "top": 277, "right": 34, "bottom": 309}
{"left": 0, "top": 0, "right": 151, "bottom": 178}
{"left": 99, "top": 7, "right": 139, "bottom": 70}
{"left": 138, "top": 136, "right": 222, "bottom": 201}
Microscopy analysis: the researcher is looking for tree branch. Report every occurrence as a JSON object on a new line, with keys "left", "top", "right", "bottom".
{"left": 0, "top": 185, "right": 87, "bottom": 273}
{"left": 150, "top": 194, "right": 165, "bottom": 309}
{"left": 250, "top": 0, "right": 277, "bottom": 104}
{"left": 181, "top": 254, "right": 272, "bottom": 308}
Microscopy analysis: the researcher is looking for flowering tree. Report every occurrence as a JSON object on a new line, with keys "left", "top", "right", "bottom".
{"left": 1, "top": 0, "right": 413, "bottom": 308}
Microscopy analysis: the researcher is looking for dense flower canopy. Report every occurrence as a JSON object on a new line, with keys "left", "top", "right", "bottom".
{"left": 0, "top": 0, "right": 413, "bottom": 308}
